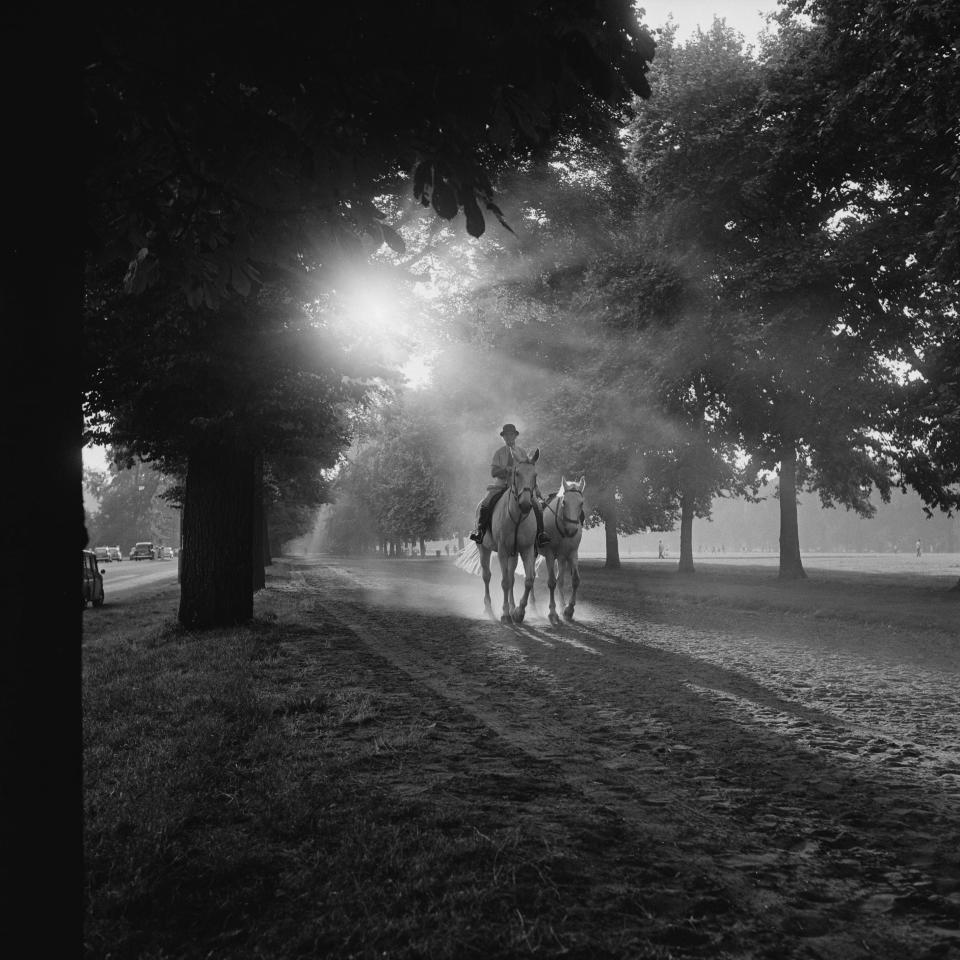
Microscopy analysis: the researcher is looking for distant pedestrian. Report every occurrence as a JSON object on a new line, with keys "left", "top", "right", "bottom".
{"left": 658, "top": 539, "right": 665, "bottom": 559}
{"left": 916, "top": 538, "right": 922, "bottom": 557}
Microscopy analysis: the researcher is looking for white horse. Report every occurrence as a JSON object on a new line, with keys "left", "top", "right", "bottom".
{"left": 540, "top": 476, "right": 585, "bottom": 624}
{"left": 478, "top": 449, "right": 540, "bottom": 624}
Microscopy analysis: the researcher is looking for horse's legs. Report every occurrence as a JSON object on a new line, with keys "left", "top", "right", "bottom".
{"left": 499, "top": 552, "right": 516, "bottom": 623}
{"left": 545, "top": 552, "right": 560, "bottom": 625}
{"left": 512, "top": 547, "right": 537, "bottom": 622}
{"left": 563, "top": 554, "right": 580, "bottom": 620}
{"left": 479, "top": 547, "right": 495, "bottom": 619}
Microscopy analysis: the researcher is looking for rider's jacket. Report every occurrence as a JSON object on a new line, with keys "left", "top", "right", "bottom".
{"left": 490, "top": 443, "right": 530, "bottom": 488}
{"left": 489, "top": 444, "right": 545, "bottom": 503}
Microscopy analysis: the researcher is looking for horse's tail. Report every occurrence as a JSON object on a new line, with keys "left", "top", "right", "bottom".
{"left": 454, "top": 541, "right": 544, "bottom": 579}
{"left": 454, "top": 542, "right": 483, "bottom": 576}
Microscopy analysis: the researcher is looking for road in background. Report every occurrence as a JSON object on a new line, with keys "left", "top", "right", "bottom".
{"left": 97, "top": 558, "right": 178, "bottom": 595}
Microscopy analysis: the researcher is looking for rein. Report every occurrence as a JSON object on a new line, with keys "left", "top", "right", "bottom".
{"left": 505, "top": 462, "right": 535, "bottom": 556}
{"left": 547, "top": 490, "right": 584, "bottom": 539}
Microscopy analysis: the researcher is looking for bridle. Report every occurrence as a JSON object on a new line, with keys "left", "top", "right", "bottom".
{"left": 505, "top": 459, "right": 536, "bottom": 554}
{"left": 547, "top": 487, "right": 585, "bottom": 539}
{"left": 508, "top": 461, "right": 536, "bottom": 516}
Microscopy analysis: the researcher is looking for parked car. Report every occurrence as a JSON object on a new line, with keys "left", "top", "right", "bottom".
{"left": 82, "top": 550, "right": 105, "bottom": 608}
{"left": 94, "top": 546, "right": 110, "bottom": 563}
{"left": 130, "top": 541, "right": 156, "bottom": 561}
{"left": 157, "top": 545, "right": 175, "bottom": 559}
{"left": 107, "top": 545, "right": 123, "bottom": 562}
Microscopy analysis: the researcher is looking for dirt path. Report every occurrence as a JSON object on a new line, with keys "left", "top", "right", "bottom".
{"left": 272, "top": 556, "right": 960, "bottom": 959}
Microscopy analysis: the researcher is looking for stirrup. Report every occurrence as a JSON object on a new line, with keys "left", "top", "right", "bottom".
{"left": 536, "top": 532, "right": 551, "bottom": 547}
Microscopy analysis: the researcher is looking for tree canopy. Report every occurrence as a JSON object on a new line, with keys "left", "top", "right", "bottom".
{"left": 84, "top": 0, "right": 657, "bottom": 626}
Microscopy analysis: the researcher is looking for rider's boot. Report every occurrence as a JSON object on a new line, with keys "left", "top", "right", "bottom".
{"left": 470, "top": 505, "right": 489, "bottom": 543}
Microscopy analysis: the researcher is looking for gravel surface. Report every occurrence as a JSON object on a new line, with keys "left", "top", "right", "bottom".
{"left": 268, "top": 555, "right": 960, "bottom": 959}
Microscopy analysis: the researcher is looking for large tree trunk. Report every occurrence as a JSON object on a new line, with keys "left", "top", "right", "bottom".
{"left": 179, "top": 445, "right": 255, "bottom": 628}
{"left": 599, "top": 492, "right": 620, "bottom": 569}
{"left": 6, "top": 48, "right": 78, "bottom": 943}
{"left": 778, "top": 442, "right": 807, "bottom": 580}
{"left": 252, "top": 453, "right": 265, "bottom": 592}
{"left": 678, "top": 493, "right": 695, "bottom": 574}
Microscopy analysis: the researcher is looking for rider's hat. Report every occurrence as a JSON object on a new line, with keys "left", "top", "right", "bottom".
{"left": 500, "top": 423, "right": 519, "bottom": 437}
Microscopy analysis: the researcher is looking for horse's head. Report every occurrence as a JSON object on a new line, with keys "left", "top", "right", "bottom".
{"left": 508, "top": 447, "right": 540, "bottom": 514}
{"left": 559, "top": 475, "right": 586, "bottom": 526}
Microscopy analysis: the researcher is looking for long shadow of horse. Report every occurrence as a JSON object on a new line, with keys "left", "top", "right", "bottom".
{"left": 497, "top": 614, "right": 850, "bottom": 731}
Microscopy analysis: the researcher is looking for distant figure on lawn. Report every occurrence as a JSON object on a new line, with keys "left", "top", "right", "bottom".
{"left": 916, "top": 538, "right": 922, "bottom": 558}
{"left": 658, "top": 540, "right": 665, "bottom": 559}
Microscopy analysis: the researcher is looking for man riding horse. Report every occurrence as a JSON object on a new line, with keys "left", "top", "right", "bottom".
{"left": 469, "top": 423, "right": 551, "bottom": 549}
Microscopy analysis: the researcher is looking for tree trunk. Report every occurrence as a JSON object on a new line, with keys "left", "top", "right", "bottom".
{"left": 778, "top": 442, "right": 807, "bottom": 580}
{"left": 419, "top": 536, "right": 426, "bottom": 557}
{"left": 6, "top": 49, "right": 79, "bottom": 942}
{"left": 600, "top": 494, "right": 620, "bottom": 569}
{"left": 678, "top": 493, "right": 695, "bottom": 574}
{"left": 179, "top": 445, "right": 255, "bottom": 628}
{"left": 252, "top": 453, "right": 265, "bottom": 592}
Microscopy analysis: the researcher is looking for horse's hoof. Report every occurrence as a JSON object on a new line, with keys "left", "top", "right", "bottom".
{"left": 563, "top": 606, "right": 575, "bottom": 620}
{"left": 500, "top": 614, "right": 512, "bottom": 625}
{"left": 549, "top": 612, "right": 561, "bottom": 626}
{"left": 512, "top": 608, "right": 525, "bottom": 623}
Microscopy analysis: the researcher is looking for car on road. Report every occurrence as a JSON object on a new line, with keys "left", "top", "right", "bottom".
{"left": 130, "top": 541, "right": 156, "bottom": 561}
{"left": 157, "top": 545, "right": 175, "bottom": 559}
{"left": 107, "top": 545, "right": 123, "bottom": 562}
{"left": 94, "top": 546, "right": 110, "bottom": 563}
{"left": 82, "top": 550, "right": 105, "bottom": 608}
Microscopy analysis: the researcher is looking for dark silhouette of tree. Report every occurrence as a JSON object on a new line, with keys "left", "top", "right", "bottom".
{"left": 775, "top": 0, "right": 960, "bottom": 588}
{"left": 625, "top": 20, "right": 909, "bottom": 580}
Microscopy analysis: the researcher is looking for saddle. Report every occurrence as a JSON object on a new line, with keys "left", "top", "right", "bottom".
{"left": 479, "top": 486, "right": 508, "bottom": 516}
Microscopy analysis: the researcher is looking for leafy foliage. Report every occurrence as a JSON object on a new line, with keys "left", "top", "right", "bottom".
{"left": 769, "top": 2, "right": 960, "bottom": 513}
{"left": 85, "top": 458, "right": 179, "bottom": 550}
{"left": 87, "top": 0, "right": 655, "bottom": 311}
{"left": 622, "top": 20, "right": 919, "bottom": 579}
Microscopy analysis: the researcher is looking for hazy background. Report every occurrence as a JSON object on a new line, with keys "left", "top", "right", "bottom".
{"left": 640, "top": 0, "right": 778, "bottom": 41}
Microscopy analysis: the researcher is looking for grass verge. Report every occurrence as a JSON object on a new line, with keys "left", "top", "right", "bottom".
{"left": 83, "top": 588, "right": 680, "bottom": 960}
